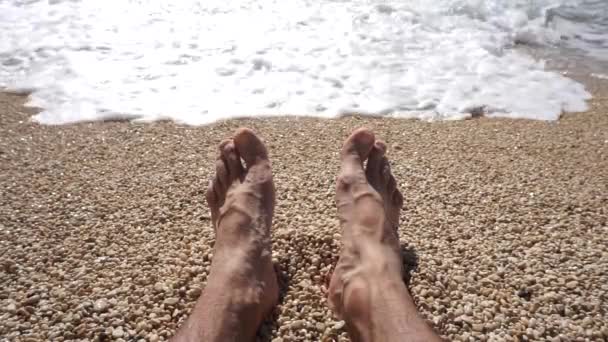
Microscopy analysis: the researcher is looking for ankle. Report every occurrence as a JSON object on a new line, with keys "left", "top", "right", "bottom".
{"left": 209, "top": 247, "right": 272, "bottom": 284}
{"left": 354, "top": 238, "right": 404, "bottom": 276}
{"left": 335, "top": 254, "right": 404, "bottom": 311}
{"left": 339, "top": 273, "right": 408, "bottom": 339}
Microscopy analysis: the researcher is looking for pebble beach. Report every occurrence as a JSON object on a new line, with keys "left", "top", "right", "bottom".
{"left": 1, "top": 88, "right": 607, "bottom": 341}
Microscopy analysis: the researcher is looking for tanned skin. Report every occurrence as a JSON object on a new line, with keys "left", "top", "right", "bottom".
{"left": 171, "top": 127, "right": 442, "bottom": 342}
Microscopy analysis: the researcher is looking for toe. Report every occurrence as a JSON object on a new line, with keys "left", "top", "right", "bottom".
{"left": 393, "top": 190, "right": 404, "bottom": 207}
{"left": 221, "top": 141, "right": 243, "bottom": 181}
{"left": 336, "top": 128, "right": 377, "bottom": 216}
{"left": 213, "top": 156, "right": 229, "bottom": 196}
{"left": 206, "top": 179, "right": 220, "bottom": 229}
{"left": 340, "top": 127, "right": 375, "bottom": 169}
{"left": 231, "top": 127, "right": 275, "bottom": 222}
{"left": 380, "top": 156, "right": 403, "bottom": 208}
{"left": 386, "top": 167, "right": 397, "bottom": 194}
{"left": 365, "top": 140, "right": 386, "bottom": 185}
{"left": 380, "top": 157, "right": 393, "bottom": 186}
{"left": 205, "top": 179, "right": 218, "bottom": 209}
{"left": 233, "top": 128, "right": 269, "bottom": 167}
{"left": 207, "top": 140, "right": 233, "bottom": 215}
{"left": 378, "top": 155, "right": 399, "bottom": 203}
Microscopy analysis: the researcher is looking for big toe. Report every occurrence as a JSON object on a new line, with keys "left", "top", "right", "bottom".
{"left": 340, "top": 127, "right": 375, "bottom": 167}
{"left": 232, "top": 127, "right": 274, "bottom": 207}
{"left": 233, "top": 128, "right": 269, "bottom": 167}
{"left": 231, "top": 127, "right": 275, "bottom": 226}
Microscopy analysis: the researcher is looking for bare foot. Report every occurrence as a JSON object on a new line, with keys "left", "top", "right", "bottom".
{"left": 328, "top": 127, "right": 404, "bottom": 318}
{"left": 327, "top": 128, "right": 441, "bottom": 342}
{"left": 172, "top": 128, "right": 278, "bottom": 342}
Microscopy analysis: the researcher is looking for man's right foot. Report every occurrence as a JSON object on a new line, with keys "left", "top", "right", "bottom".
{"left": 328, "top": 128, "right": 442, "bottom": 342}
{"left": 328, "top": 127, "right": 405, "bottom": 318}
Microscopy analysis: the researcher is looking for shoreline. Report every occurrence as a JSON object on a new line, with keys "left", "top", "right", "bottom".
{"left": 4, "top": 66, "right": 608, "bottom": 126}
{"left": 1, "top": 91, "right": 607, "bottom": 341}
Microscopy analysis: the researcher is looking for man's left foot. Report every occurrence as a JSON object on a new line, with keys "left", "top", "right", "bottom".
{"left": 174, "top": 128, "right": 278, "bottom": 342}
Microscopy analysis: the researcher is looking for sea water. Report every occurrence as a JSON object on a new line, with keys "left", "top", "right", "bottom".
{"left": 0, "top": 0, "right": 606, "bottom": 124}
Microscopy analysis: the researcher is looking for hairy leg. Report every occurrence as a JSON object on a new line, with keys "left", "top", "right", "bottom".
{"left": 328, "top": 128, "right": 442, "bottom": 342}
{"left": 172, "top": 128, "right": 278, "bottom": 342}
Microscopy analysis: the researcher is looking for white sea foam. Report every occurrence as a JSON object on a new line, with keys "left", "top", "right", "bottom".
{"left": 0, "top": 0, "right": 604, "bottom": 124}
{"left": 592, "top": 73, "right": 608, "bottom": 80}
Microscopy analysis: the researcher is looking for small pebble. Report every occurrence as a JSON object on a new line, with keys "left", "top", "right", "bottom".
{"left": 112, "top": 327, "right": 124, "bottom": 338}
{"left": 93, "top": 299, "right": 109, "bottom": 313}
{"left": 164, "top": 298, "right": 179, "bottom": 306}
